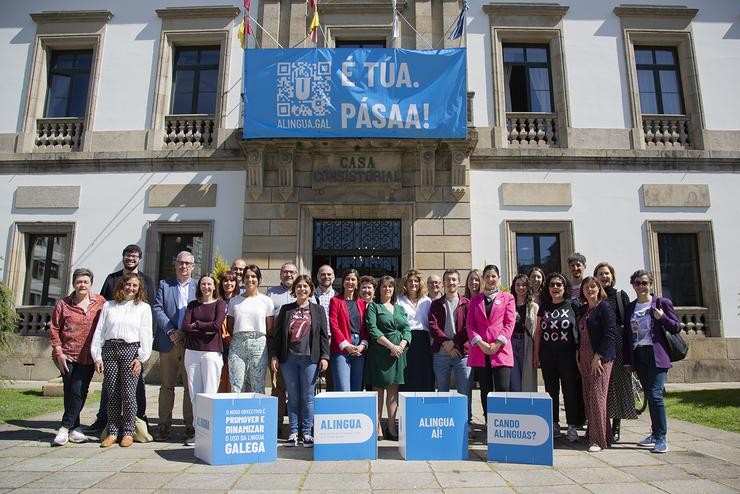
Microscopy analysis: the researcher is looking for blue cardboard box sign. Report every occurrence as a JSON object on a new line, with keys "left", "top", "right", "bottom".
{"left": 314, "top": 391, "right": 377, "bottom": 461}
{"left": 399, "top": 391, "right": 468, "bottom": 461}
{"left": 486, "top": 392, "right": 553, "bottom": 466}
{"left": 194, "top": 393, "right": 278, "bottom": 465}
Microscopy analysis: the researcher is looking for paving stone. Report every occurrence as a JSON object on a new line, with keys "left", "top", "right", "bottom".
{"left": 678, "top": 461, "right": 740, "bottom": 479}
{"left": 650, "top": 479, "right": 738, "bottom": 493}
{"left": 553, "top": 453, "right": 606, "bottom": 468}
{"left": 162, "top": 473, "right": 242, "bottom": 490}
{"left": 309, "top": 460, "right": 369, "bottom": 473}
{"left": 621, "top": 464, "right": 699, "bottom": 481}
{"left": 96, "top": 446, "right": 159, "bottom": 459}
{"left": 63, "top": 458, "right": 139, "bottom": 472}
{"left": 560, "top": 467, "right": 639, "bottom": 484}
{"left": 246, "top": 459, "right": 310, "bottom": 474}
{"left": 122, "top": 458, "right": 193, "bottom": 473}
{"left": 82, "top": 489, "right": 154, "bottom": 494}
{"left": 1, "top": 457, "right": 82, "bottom": 471}
{"left": 0, "top": 457, "right": 23, "bottom": 469}
{"left": 581, "top": 482, "right": 665, "bottom": 493}
{"left": 0, "top": 445, "right": 52, "bottom": 458}
{"left": 301, "top": 473, "right": 370, "bottom": 490}
{"left": 229, "top": 491, "right": 300, "bottom": 494}
{"left": 370, "top": 459, "right": 431, "bottom": 472}
{"left": 434, "top": 470, "right": 507, "bottom": 489}
{"left": 186, "top": 462, "right": 250, "bottom": 474}
{"left": 659, "top": 450, "right": 728, "bottom": 465}
{"left": 371, "top": 472, "right": 440, "bottom": 490}
{"left": 233, "top": 472, "right": 304, "bottom": 490}
{"left": 22, "top": 470, "right": 114, "bottom": 489}
{"left": 442, "top": 488, "right": 515, "bottom": 494}
{"left": 91, "top": 472, "right": 178, "bottom": 490}
{"left": 487, "top": 461, "right": 545, "bottom": 470}
{"left": 6, "top": 489, "right": 81, "bottom": 494}
{"left": 497, "top": 468, "right": 575, "bottom": 486}
{"left": 0, "top": 471, "right": 48, "bottom": 488}
{"left": 428, "top": 460, "right": 491, "bottom": 472}
{"left": 715, "top": 478, "right": 740, "bottom": 490}
{"left": 515, "top": 486, "right": 590, "bottom": 494}
{"left": 41, "top": 445, "right": 102, "bottom": 459}
{"left": 594, "top": 450, "right": 666, "bottom": 467}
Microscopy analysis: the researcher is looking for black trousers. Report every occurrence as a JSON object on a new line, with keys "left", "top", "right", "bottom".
{"left": 475, "top": 355, "right": 511, "bottom": 418}
{"left": 540, "top": 347, "right": 581, "bottom": 425}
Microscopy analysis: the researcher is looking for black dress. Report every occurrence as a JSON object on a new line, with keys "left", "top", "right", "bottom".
{"left": 604, "top": 287, "right": 638, "bottom": 420}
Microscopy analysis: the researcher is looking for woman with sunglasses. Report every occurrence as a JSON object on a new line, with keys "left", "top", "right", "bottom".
{"left": 623, "top": 270, "right": 681, "bottom": 454}
{"left": 533, "top": 272, "right": 582, "bottom": 442}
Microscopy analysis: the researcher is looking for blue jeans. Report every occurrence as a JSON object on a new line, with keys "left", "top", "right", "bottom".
{"left": 61, "top": 361, "right": 95, "bottom": 429}
{"left": 331, "top": 352, "right": 365, "bottom": 391}
{"left": 432, "top": 351, "right": 472, "bottom": 422}
{"left": 635, "top": 345, "right": 668, "bottom": 440}
{"left": 510, "top": 336, "right": 525, "bottom": 392}
{"left": 281, "top": 354, "right": 318, "bottom": 435}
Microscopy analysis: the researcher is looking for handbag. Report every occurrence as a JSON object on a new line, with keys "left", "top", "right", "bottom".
{"left": 663, "top": 327, "right": 688, "bottom": 362}
{"left": 656, "top": 299, "right": 688, "bottom": 362}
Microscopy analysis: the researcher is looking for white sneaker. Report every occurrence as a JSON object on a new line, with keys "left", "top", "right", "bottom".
{"left": 53, "top": 427, "right": 69, "bottom": 446}
{"left": 566, "top": 425, "right": 579, "bottom": 443}
{"left": 285, "top": 433, "right": 298, "bottom": 447}
{"left": 68, "top": 428, "right": 88, "bottom": 444}
{"left": 588, "top": 444, "right": 602, "bottom": 452}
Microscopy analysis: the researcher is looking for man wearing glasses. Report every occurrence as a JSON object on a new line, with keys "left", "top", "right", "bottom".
{"left": 152, "top": 251, "right": 198, "bottom": 442}
{"left": 86, "top": 244, "right": 156, "bottom": 434}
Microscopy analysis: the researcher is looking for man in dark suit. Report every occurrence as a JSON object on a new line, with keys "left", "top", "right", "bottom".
{"left": 86, "top": 244, "right": 156, "bottom": 434}
{"left": 152, "top": 251, "right": 198, "bottom": 441}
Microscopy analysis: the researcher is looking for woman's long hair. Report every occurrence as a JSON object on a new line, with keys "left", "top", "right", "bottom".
{"left": 113, "top": 273, "right": 147, "bottom": 304}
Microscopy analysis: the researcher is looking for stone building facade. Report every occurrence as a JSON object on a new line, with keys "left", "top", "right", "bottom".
{"left": 1, "top": 0, "right": 738, "bottom": 381}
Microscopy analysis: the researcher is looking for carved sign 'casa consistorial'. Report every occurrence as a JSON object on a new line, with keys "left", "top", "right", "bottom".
{"left": 312, "top": 153, "right": 402, "bottom": 189}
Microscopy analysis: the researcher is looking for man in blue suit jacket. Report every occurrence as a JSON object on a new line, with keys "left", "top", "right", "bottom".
{"left": 152, "top": 251, "right": 198, "bottom": 441}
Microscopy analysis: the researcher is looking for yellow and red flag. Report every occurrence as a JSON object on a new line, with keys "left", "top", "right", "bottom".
{"left": 307, "top": 0, "right": 319, "bottom": 44}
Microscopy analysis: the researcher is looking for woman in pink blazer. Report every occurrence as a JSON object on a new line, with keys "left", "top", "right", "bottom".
{"left": 329, "top": 269, "right": 369, "bottom": 391}
{"left": 467, "top": 264, "right": 516, "bottom": 420}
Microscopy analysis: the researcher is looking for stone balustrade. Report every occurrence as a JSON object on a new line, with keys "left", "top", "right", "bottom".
{"left": 35, "top": 118, "right": 84, "bottom": 150}
{"left": 642, "top": 115, "right": 691, "bottom": 149}
{"left": 506, "top": 113, "right": 557, "bottom": 147}
{"left": 164, "top": 115, "right": 215, "bottom": 148}
{"left": 675, "top": 306, "right": 708, "bottom": 336}
{"left": 16, "top": 306, "right": 52, "bottom": 335}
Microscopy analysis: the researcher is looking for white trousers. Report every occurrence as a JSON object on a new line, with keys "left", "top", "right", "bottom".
{"left": 184, "top": 349, "right": 223, "bottom": 426}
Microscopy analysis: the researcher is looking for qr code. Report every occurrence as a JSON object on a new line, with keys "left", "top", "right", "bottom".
{"left": 276, "top": 61, "right": 331, "bottom": 117}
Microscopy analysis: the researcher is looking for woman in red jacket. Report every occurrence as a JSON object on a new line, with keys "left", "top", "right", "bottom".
{"left": 466, "top": 264, "right": 515, "bottom": 420}
{"left": 329, "top": 269, "right": 369, "bottom": 391}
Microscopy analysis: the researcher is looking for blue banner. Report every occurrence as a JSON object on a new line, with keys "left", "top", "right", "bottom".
{"left": 244, "top": 48, "right": 467, "bottom": 139}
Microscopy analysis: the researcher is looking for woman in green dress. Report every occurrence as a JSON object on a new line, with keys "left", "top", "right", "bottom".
{"left": 365, "top": 275, "right": 411, "bottom": 441}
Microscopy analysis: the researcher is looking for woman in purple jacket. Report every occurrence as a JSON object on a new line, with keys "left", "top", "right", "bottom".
{"left": 623, "top": 270, "right": 681, "bottom": 454}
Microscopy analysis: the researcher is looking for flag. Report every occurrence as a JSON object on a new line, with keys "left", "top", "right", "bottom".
{"left": 245, "top": 0, "right": 252, "bottom": 36}
{"left": 238, "top": 17, "right": 247, "bottom": 49}
{"left": 448, "top": 0, "right": 468, "bottom": 40}
{"left": 307, "top": 0, "right": 319, "bottom": 44}
{"left": 392, "top": 0, "right": 399, "bottom": 39}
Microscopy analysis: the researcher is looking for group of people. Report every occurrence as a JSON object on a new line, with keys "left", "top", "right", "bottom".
{"left": 49, "top": 246, "right": 682, "bottom": 455}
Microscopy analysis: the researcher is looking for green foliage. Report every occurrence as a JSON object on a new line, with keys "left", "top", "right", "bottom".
{"left": 212, "top": 247, "right": 230, "bottom": 281}
{"left": 0, "top": 281, "right": 19, "bottom": 354}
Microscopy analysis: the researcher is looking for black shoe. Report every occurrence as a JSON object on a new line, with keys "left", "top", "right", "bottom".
{"left": 85, "top": 421, "right": 105, "bottom": 435}
{"left": 612, "top": 425, "right": 621, "bottom": 443}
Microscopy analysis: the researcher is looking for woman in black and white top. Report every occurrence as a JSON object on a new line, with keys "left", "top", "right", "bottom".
{"left": 91, "top": 273, "right": 152, "bottom": 448}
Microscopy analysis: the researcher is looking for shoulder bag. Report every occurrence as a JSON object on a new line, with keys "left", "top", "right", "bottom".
{"left": 656, "top": 299, "right": 688, "bottom": 362}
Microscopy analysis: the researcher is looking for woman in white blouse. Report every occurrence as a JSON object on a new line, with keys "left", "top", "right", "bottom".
{"left": 91, "top": 273, "right": 152, "bottom": 448}
{"left": 226, "top": 264, "right": 275, "bottom": 393}
{"left": 397, "top": 269, "right": 435, "bottom": 391}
